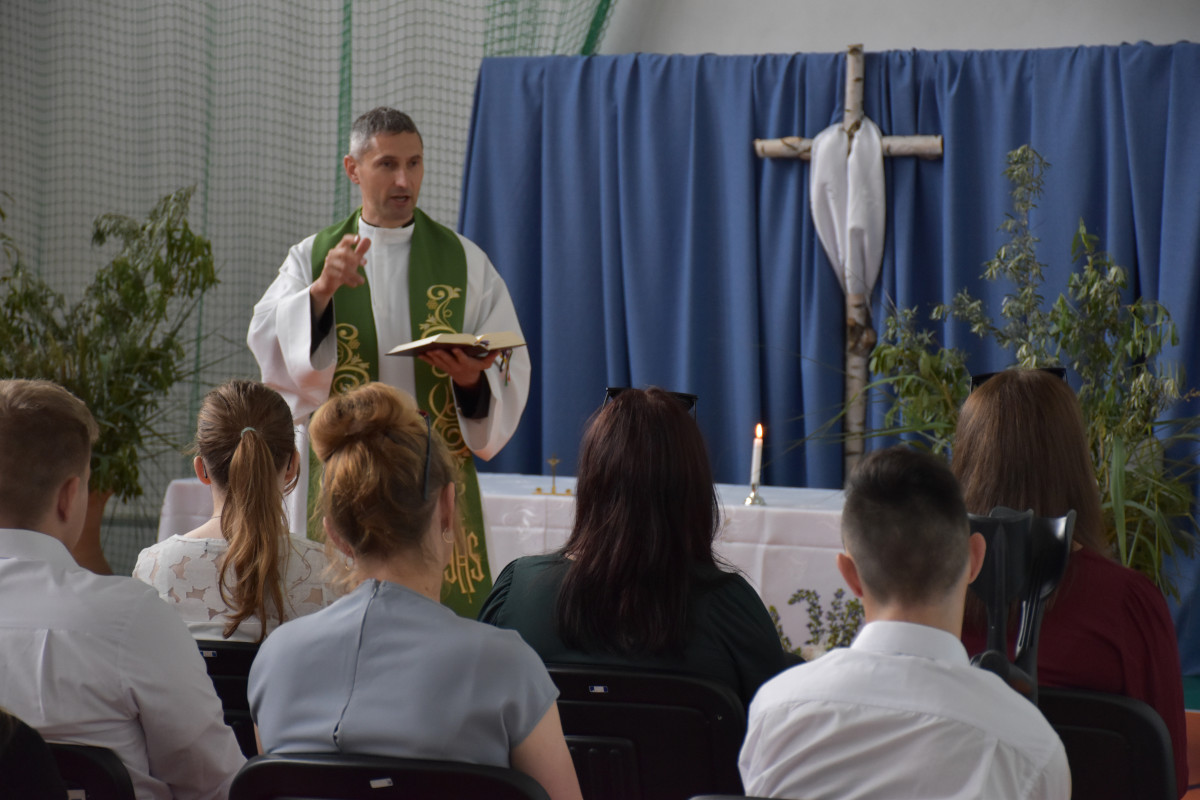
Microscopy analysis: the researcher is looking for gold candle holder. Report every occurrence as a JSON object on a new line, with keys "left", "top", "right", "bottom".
{"left": 533, "top": 455, "right": 572, "bottom": 496}
{"left": 744, "top": 483, "right": 766, "bottom": 506}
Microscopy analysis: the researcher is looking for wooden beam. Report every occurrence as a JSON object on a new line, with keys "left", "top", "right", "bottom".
{"left": 754, "top": 134, "right": 943, "bottom": 160}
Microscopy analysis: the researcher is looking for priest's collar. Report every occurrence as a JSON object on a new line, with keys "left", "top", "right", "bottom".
{"left": 359, "top": 215, "right": 416, "bottom": 244}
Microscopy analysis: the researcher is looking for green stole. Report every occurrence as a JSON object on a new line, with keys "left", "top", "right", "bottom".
{"left": 310, "top": 207, "right": 493, "bottom": 617}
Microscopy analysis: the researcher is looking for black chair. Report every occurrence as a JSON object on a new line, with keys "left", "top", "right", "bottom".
{"left": 197, "top": 639, "right": 260, "bottom": 757}
{"left": 49, "top": 743, "right": 136, "bottom": 800}
{"left": 547, "top": 665, "right": 746, "bottom": 800}
{"left": 229, "top": 753, "right": 550, "bottom": 800}
{"left": 1038, "top": 687, "right": 1176, "bottom": 800}
{"left": 967, "top": 506, "right": 1076, "bottom": 702}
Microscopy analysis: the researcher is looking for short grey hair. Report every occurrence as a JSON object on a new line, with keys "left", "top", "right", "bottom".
{"left": 348, "top": 107, "right": 422, "bottom": 159}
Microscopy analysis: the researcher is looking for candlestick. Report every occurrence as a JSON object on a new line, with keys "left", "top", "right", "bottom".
{"left": 746, "top": 423, "right": 766, "bottom": 505}
{"left": 533, "top": 454, "right": 572, "bottom": 496}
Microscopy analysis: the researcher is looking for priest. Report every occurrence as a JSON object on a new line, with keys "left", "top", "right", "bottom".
{"left": 248, "top": 107, "right": 530, "bottom": 617}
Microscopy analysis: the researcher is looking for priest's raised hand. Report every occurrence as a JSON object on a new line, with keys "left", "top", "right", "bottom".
{"left": 310, "top": 233, "right": 371, "bottom": 316}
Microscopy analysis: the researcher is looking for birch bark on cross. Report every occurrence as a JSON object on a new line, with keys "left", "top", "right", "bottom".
{"left": 754, "top": 44, "right": 943, "bottom": 481}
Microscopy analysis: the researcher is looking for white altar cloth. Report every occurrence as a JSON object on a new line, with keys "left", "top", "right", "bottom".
{"left": 157, "top": 473, "right": 850, "bottom": 651}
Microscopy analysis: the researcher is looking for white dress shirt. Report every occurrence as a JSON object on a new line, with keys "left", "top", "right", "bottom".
{"left": 739, "top": 620, "right": 1070, "bottom": 800}
{"left": 0, "top": 529, "right": 245, "bottom": 800}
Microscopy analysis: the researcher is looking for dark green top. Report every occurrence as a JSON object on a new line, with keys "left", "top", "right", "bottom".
{"left": 478, "top": 553, "right": 791, "bottom": 706}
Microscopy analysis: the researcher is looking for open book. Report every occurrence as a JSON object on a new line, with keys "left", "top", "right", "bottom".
{"left": 386, "top": 330, "right": 526, "bottom": 359}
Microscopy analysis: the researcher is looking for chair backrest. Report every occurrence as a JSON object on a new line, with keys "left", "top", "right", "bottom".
{"left": 197, "top": 639, "right": 260, "bottom": 757}
{"left": 967, "top": 506, "right": 1075, "bottom": 702}
{"left": 229, "top": 753, "right": 550, "bottom": 800}
{"left": 1038, "top": 687, "right": 1176, "bottom": 800}
{"left": 49, "top": 743, "right": 136, "bottom": 800}
{"left": 547, "top": 665, "right": 746, "bottom": 800}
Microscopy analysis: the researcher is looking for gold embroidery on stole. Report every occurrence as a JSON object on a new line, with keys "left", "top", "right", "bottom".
{"left": 417, "top": 284, "right": 486, "bottom": 601}
{"left": 332, "top": 323, "right": 371, "bottom": 394}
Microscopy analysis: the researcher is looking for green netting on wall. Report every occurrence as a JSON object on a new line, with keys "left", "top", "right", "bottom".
{"left": 0, "top": 0, "right": 615, "bottom": 575}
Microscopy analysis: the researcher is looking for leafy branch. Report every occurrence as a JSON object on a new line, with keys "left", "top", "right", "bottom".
{"left": 0, "top": 187, "right": 218, "bottom": 500}
{"left": 858, "top": 145, "right": 1197, "bottom": 594}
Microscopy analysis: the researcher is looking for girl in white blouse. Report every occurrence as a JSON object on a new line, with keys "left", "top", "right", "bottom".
{"left": 134, "top": 379, "right": 340, "bottom": 641}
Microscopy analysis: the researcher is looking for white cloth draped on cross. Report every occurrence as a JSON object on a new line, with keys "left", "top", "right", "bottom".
{"left": 809, "top": 118, "right": 885, "bottom": 299}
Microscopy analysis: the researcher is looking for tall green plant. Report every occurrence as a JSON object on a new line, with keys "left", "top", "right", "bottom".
{"left": 0, "top": 186, "right": 218, "bottom": 500}
{"left": 864, "top": 145, "right": 1197, "bottom": 594}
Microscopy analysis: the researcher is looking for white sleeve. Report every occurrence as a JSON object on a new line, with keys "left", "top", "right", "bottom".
{"left": 247, "top": 237, "right": 337, "bottom": 421}
{"left": 458, "top": 238, "right": 531, "bottom": 460}
{"left": 122, "top": 590, "right": 245, "bottom": 800}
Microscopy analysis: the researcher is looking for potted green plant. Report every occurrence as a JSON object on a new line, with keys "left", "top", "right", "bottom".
{"left": 0, "top": 186, "right": 218, "bottom": 573}
{"left": 851, "top": 145, "right": 1197, "bottom": 595}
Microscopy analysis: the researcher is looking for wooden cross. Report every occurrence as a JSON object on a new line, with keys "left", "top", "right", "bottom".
{"left": 754, "top": 44, "right": 943, "bottom": 479}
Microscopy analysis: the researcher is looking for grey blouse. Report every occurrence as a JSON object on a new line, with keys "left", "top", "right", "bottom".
{"left": 249, "top": 579, "right": 558, "bottom": 766}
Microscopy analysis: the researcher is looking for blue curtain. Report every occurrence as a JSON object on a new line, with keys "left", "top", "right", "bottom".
{"left": 458, "top": 44, "right": 1200, "bottom": 667}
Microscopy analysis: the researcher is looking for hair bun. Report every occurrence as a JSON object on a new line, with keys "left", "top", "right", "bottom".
{"left": 311, "top": 384, "right": 421, "bottom": 461}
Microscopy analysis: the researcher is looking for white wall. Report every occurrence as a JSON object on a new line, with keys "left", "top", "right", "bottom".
{"left": 600, "top": 0, "right": 1200, "bottom": 55}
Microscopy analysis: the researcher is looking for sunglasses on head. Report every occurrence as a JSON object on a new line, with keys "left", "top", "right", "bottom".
{"left": 602, "top": 386, "right": 698, "bottom": 418}
{"left": 969, "top": 365, "right": 1067, "bottom": 392}
{"left": 418, "top": 411, "right": 433, "bottom": 502}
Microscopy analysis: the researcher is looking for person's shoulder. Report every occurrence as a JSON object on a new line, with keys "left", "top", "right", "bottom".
{"left": 956, "top": 662, "right": 1063, "bottom": 740}
{"left": 77, "top": 567, "right": 171, "bottom": 611}
{"left": 140, "top": 533, "right": 212, "bottom": 557}
{"left": 692, "top": 565, "right": 768, "bottom": 612}
{"left": 258, "top": 587, "right": 356, "bottom": 656}
{"left": 1078, "top": 547, "right": 1156, "bottom": 586}
{"left": 132, "top": 539, "right": 168, "bottom": 577}
{"left": 493, "top": 553, "right": 566, "bottom": 589}
{"left": 1071, "top": 548, "right": 1170, "bottom": 608}
{"left": 281, "top": 231, "right": 320, "bottom": 266}
{"left": 450, "top": 608, "right": 547, "bottom": 667}
{"left": 749, "top": 652, "right": 840, "bottom": 707}
{"left": 287, "top": 534, "right": 330, "bottom": 560}
{"left": 449, "top": 229, "right": 499, "bottom": 272}
{"left": 512, "top": 552, "right": 567, "bottom": 576}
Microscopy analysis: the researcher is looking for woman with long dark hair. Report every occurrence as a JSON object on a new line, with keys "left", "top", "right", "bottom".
{"left": 479, "top": 387, "right": 789, "bottom": 705}
{"left": 954, "top": 368, "right": 1187, "bottom": 796}
{"left": 135, "top": 379, "right": 339, "bottom": 641}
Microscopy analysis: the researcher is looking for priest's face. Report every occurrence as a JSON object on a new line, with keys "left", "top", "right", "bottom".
{"left": 345, "top": 131, "right": 424, "bottom": 228}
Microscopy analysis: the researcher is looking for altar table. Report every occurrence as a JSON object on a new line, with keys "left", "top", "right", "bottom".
{"left": 157, "top": 473, "right": 851, "bottom": 652}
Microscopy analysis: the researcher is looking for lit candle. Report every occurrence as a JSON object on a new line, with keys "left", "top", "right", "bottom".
{"left": 750, "top": 423, "right": 763, "bottom": 487}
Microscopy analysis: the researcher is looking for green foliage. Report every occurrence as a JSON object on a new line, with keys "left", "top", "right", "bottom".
{"left": 770, "top": 587, "right": 864, "bottom": 658}
{"left": 863, "top": 146, "right": 1197, "bottom": 595}
{"left": 0, "top": 187, "right": 218, "bottom": 500}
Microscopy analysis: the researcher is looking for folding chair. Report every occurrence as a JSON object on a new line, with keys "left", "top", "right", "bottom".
{"left": 1038, "top": 687, "right": 1175, "bottom": 800}
{"left": 197, "top": 639, "right": 260, "bottom": 756}
{"left": 229, "top": 753, "right": 550, "bottom": 800}
{"left": 547, "top": 665, "right": 746, "bottom": 800}
{"left": 49, "top": 742, "right": 135, "bottom": 800}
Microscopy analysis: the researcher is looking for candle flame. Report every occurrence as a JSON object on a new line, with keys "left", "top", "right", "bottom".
{"left": 755, "top": 423, "right": 763, "bottom": 439}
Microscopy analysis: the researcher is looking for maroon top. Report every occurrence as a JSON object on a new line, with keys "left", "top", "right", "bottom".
{"left": 962, "top": 547, "right": 1188, "bottom": 798}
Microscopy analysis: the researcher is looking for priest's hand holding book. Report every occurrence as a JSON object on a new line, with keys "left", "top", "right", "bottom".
{"left": 389, "top": 331, "right": 526, "bottom": 389}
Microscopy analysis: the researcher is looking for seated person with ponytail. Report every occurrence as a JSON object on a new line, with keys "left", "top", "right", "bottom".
{"left": 248, "top": 383, "right": 582, "bottom": 800}
{"left": 135, "top": 379, "right": 340, "bottom": 642}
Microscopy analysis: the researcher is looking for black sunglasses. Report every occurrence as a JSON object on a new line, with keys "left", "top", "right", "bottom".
{"left": 419, "top": 411, "right": 433, "bottom": 502}
{"left": 602, "top": 386, "right": 698, "bottom": 418}
{"left": 969, "top": 365, "right": 1067, "bottom": 392}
